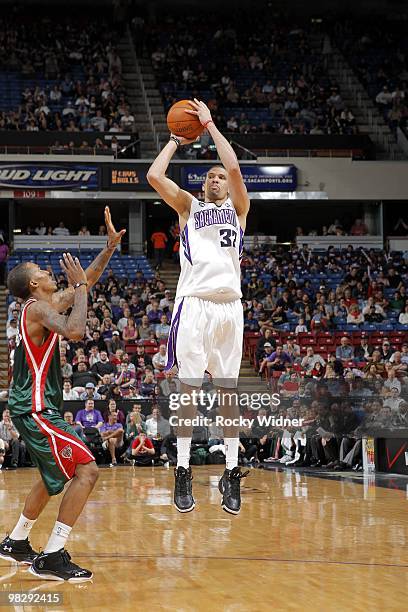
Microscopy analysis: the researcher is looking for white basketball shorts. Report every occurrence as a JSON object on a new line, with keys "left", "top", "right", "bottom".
{"left": 165, "top": 296, "right": 243, "bottom": 388}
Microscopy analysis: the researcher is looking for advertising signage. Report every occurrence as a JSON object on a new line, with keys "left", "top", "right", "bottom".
{"left": 0, "top": 164, "right": 99, "bottom": 190}
{"left": 108, "top": 164, "right": 151, "bottom": 191}
{"left": 180, "top": 164, "right": 297, "bottom": 192}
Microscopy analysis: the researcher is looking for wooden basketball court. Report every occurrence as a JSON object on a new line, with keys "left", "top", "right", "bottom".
{"left": 0, "top": 466, "right": 407, "bottom": 611}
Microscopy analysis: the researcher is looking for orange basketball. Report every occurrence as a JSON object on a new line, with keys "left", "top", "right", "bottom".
{"left": 167, "top": 100, "right": 204, "bottom": 140}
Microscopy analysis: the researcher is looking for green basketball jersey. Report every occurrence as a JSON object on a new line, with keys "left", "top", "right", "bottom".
{"left": 8, "top": 298, "right": 63, "bottom": 417}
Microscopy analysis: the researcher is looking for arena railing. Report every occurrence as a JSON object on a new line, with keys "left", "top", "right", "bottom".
{"left": 12, "top": 236, "right": 119, "bottom": 251}
{"left": 295, "top": 235, "right": 383, "bottom": 250}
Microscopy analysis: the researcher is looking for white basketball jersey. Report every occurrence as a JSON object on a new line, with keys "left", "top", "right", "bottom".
{"left": 176, "top": 196, "right": 243, "bottom": 302}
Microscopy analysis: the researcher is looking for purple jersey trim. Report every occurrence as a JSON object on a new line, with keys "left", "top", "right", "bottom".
{"left": 164, "top": 298, "right": 184, "bottom": 371}
{"left": 239, "top": 227, "right": 244, "bottom": 260}
{"left": 181, "top": 225, "right": 192, "bottom": 265}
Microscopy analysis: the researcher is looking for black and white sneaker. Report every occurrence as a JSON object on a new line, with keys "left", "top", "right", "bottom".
{"left": 218, "top": 466, "right": 249, "bottom": 515}
{"left": 0, "top": 536, "right": 39, "bottom": 565}
{"left": 174, "top": 466, "right": 195, "bottom": 513}
{"left": 29, "top": 549, "right": 93, "bottom": 582}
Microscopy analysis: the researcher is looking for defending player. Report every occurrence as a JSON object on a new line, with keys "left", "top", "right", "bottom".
{"left": 0, "top": 208, "right": 125, "bottom": 581}
{"left": 147, "top": 99, "right": 250, "bottom": 515}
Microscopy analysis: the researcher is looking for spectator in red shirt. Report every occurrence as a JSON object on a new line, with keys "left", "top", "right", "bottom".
{"left": 131, "top": 432, "right": 155, "bottom": 465}
{"left": 151, "top": 230, "right": 168, "bottom": 269}
{"left": 350, "top": 219, "right": 368, "bottom": 236}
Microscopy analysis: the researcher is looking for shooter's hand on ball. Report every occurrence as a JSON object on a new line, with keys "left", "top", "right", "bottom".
{"left": 186, "top": 99, "right": 213, "bottom": 127}
{"left": 105, "top": 205, "right": 126, "bottom": 250}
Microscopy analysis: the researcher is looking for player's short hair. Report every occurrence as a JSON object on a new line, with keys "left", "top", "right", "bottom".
{"left": 206, "top": 165, "right": 227, "bottom": 177}
{"left": 7, "top": 262, "right": 33, "bottom": 300}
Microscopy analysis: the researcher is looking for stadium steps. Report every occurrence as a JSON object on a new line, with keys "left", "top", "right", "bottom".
{"left": 119, "top": 28, "right": 158, "bottom": 158}
{"left": 0, "top": 287, "right": 8, "bottom": 390}
{"left": 239, "top": 359, "right": 266, "bottom": 392}
{"left": 155, "top": 261, "right": 180, "bottom": 293}
{"left": 323, "top": 35, "right": 406, "bottom": 160}
{"left": 136, "top": 57, "right": 168, "bottom": 146}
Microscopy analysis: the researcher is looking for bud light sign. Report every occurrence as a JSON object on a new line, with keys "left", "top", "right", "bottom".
{"left": 0, "top": 164, "right": 99, "bottom": 189}
{"left": 181, "top": 165, "right": 297, "bottom": 192}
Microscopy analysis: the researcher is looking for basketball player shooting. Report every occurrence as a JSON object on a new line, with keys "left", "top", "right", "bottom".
{"left": 0, "top": 207, "right": 125, "bottom": 581}
{"left": 147, "top": 99, "right": 250, "bottom": 515}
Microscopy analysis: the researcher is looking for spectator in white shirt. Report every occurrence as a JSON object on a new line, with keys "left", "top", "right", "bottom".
{"left": 376, "top": 86, "right": 393, "bottom": 106}
{"left": 75, "top": 95, "right": 89, "bottom": 108}
{"left": 159, "top": 289, "right": 174, "bottom": 310}
{"left": 35, "top": 221, "right": 46, "bottom": 235}
{"left": 88, "top": 346, "right": 101, "bottom": 368}
{"left": 383, "top": 368, "right": 401, "bottom": 394}
{"left": 60, "top": 355, "right": 73, "bottom": 379}
{"left": 384, "top": 387, "right": 404, "bottom": 413}
{"left": 301, "top": 347, "right": 326, "bottom": 373}
{"left": 117, "top": 307, "right": 131, "bottom": 332}
{"left": 91, "top": 109, "right": 108, "bottom": 131}
{"left": 6, "top": 319, "right": 18, "bottom": 340}
{"left": 63, "top": 380, "right": 79, "bottom": 401}
{"left": 152, "top": 344, "right": 167, "bottom": 373}
{"left": 62, "top": 100, "right": 76, "bottom": 117}
{"left": 50, "top": 85, "right": 62, "bottom": 102}
{"left": 362, "top": 297, "right": 385, "bottom": 317}
{"left": 120, "top": 110, "right": 135, "bottom": 131}
{"left": 53, "top": 222, "right": 70, "bottom": 236}
{"left": 398, "top": 305, "right": 408, "bottom": 325}
{"left": 295, "top": 317, "right": 308, "bottom": 334}
{"left": 145, "top": 407, "right": 171, "bottom": 439}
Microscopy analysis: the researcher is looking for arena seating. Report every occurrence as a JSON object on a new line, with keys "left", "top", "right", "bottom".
{"left": 334, "top": 20, "right": 408, "bottom": 135}
{"left": 145, "top": 16, "right": 355, "bottom": 135}
{"left": 0, "top": 15, "right": 130, "bottom": 133}
{"left": 4, "top": 242, "right": 408, "bottom": 471}
{"left": 7, "top": 250, "right": 154, "bottom": 282}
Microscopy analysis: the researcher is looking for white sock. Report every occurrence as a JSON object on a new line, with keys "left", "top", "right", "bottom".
{"left": 225, "top": 438, "right": 239, "bottom": 471}
{"left": 10, "top": 514, "right": 36, "bottom": 541}
{"left": 44, "top": 521, "right": 72, "bottom": 554}
{"left": 177, "top": 437, "right": 191, "bottom": 469}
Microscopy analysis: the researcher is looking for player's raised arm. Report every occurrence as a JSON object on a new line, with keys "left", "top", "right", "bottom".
{"left": 147, "top": 138, "right": 194, "bottom": 217}
{"left": 31, "top": 253, "right": 89, "bottom": 341}
{"left": 186, "top": 99, "right": 250, "bottom": 220}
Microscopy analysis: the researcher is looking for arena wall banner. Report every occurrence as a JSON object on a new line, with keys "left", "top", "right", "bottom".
{"left": 376, "top": 438, "right": 408, "bottom": 476}
{"left": 180, "top": 164, "right": 297, "bottom": 192}
{"left": 106, "top": 163, "right": 151, "bottom": 191}
{"left": 0, "top": 164, "right": 100, "bottom": 189}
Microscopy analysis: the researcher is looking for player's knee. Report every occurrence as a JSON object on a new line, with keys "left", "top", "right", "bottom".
{"left": 77, "top": 461, "right": 99, "bottom": 487}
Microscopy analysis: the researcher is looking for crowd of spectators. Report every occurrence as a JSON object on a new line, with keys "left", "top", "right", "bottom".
{"left": 294, "top": 217, "right": 370, "bottom": 238}
{"left": 236, "top": 243, "right": 408, "bottom": 468}
{"left": 7, "top": 266, "right": 178, "bottom": 401}
{"left": 334, "top": 19, "right": 408, "bottom": 135}
{"left": 2, "top": 242, "right": 408, "bottom": 470}
{"left": 3, "top": 263, "right": 180, "bottom": 467}
{"left": 22, "top": 222, "right": 108, "bottom": 237}
{"left": 0, "top": 15, "right": 135, "bottom": 134}
{"left": 241, "top": 244, "right": 408, "bottom": 333}
{"left": 146, "top": 15, "right": 358, "bottom": 136}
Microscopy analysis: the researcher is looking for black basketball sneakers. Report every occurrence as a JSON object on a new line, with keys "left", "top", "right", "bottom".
{"left": 218, "top": 466, "right": 249, "bottom": 515}
{"left": 174, "top": 466, "right": 195, "bottom": 512}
